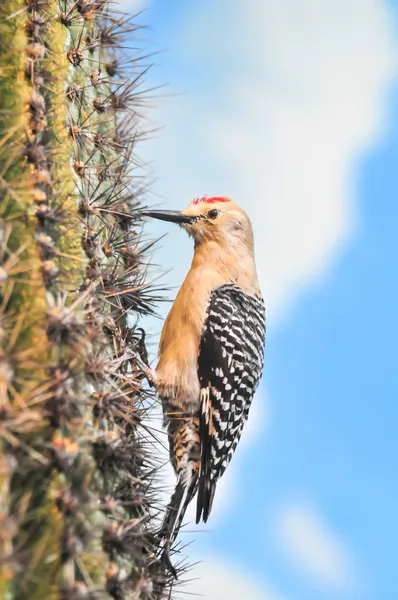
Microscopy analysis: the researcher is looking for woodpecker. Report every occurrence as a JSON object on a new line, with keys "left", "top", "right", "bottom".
{"left": 141, "top": 196, "right": 266, "bottom": 574}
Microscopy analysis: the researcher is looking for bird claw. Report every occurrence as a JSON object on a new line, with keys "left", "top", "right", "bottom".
{"left": 130, "top": 350, "right": 156, "bottom": 388}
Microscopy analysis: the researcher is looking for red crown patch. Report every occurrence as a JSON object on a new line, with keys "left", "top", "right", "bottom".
{"left": 191, "top": 196, "right": 231, "bottom": 205}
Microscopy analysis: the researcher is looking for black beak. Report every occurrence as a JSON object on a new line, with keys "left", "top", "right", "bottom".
{"left": 139, "top": 209, "right": 195, "bottom": 225}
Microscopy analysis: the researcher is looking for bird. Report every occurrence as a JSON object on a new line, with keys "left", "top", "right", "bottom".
{"left": 140, "top": 196, "right": 266, "bottom": 575}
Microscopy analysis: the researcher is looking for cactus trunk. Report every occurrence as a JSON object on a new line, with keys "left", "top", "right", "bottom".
{"left": 0, "top": 1, "right": 176, "bottom": 598}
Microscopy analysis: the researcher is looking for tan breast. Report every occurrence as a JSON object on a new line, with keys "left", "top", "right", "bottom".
{"left": 155, "top": 238, "right": 260, "bottom": 410}
{"left": 155, "top": 266, "right": 222, "bottom": 410}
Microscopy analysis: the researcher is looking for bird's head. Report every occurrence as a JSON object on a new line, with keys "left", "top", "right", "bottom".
{"left": 140, "top": 196, "right": 254, "bottom": 249}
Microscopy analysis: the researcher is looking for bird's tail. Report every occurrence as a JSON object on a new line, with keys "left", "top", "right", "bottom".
{"left": 159, "top": 466, "right": 198, "bottom": 577}
{"left": 159, "top": 412, "right": 200, "bottom": 576}
{"left": 196, "top": 472, "right": 216, "bottom": 524}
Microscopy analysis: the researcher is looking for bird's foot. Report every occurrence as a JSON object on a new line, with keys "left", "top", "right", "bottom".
{"left": 130, "top": 351, "right": 156, "bottom": 388}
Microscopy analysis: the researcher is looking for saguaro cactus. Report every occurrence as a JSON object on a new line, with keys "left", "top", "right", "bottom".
{"left": 0, "top": 1, "right": 177, "bottom": 598}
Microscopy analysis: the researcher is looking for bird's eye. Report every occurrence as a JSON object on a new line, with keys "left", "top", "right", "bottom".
{"left": 207, "top": 209, "right": 219, "bottom": 220}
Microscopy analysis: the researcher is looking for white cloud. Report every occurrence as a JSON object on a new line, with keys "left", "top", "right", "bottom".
{"left": 174, "top": 557, "right": 285, "bottom": 600}
{"left": 137, "top": 0, "right": 396, "bottom": 538}
{"left": 136, "top": 0, "right": 397, "bottom": 545}
{"left": 146, "top": 0, "right": 397, "bottom": 323}
{"left": 277, "top": 503, "right": 356, "bottom": 592}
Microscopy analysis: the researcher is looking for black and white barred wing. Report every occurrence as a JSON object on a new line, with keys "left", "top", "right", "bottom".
{"left": 196, "top": 283, "right": 266, "bottom": 523}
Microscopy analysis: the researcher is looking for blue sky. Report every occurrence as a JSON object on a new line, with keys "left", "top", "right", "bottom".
{"left": 123, "top": 1, "right": 398, "bottom": 598}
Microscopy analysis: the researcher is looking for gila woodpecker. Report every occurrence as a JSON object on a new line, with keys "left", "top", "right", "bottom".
{"left": 141, "top": 196, "right": 266, "bottom": 574}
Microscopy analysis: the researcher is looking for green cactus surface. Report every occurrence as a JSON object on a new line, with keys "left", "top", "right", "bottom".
{"left": 0, "top": 1, "right": 183, "bottom": 598}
